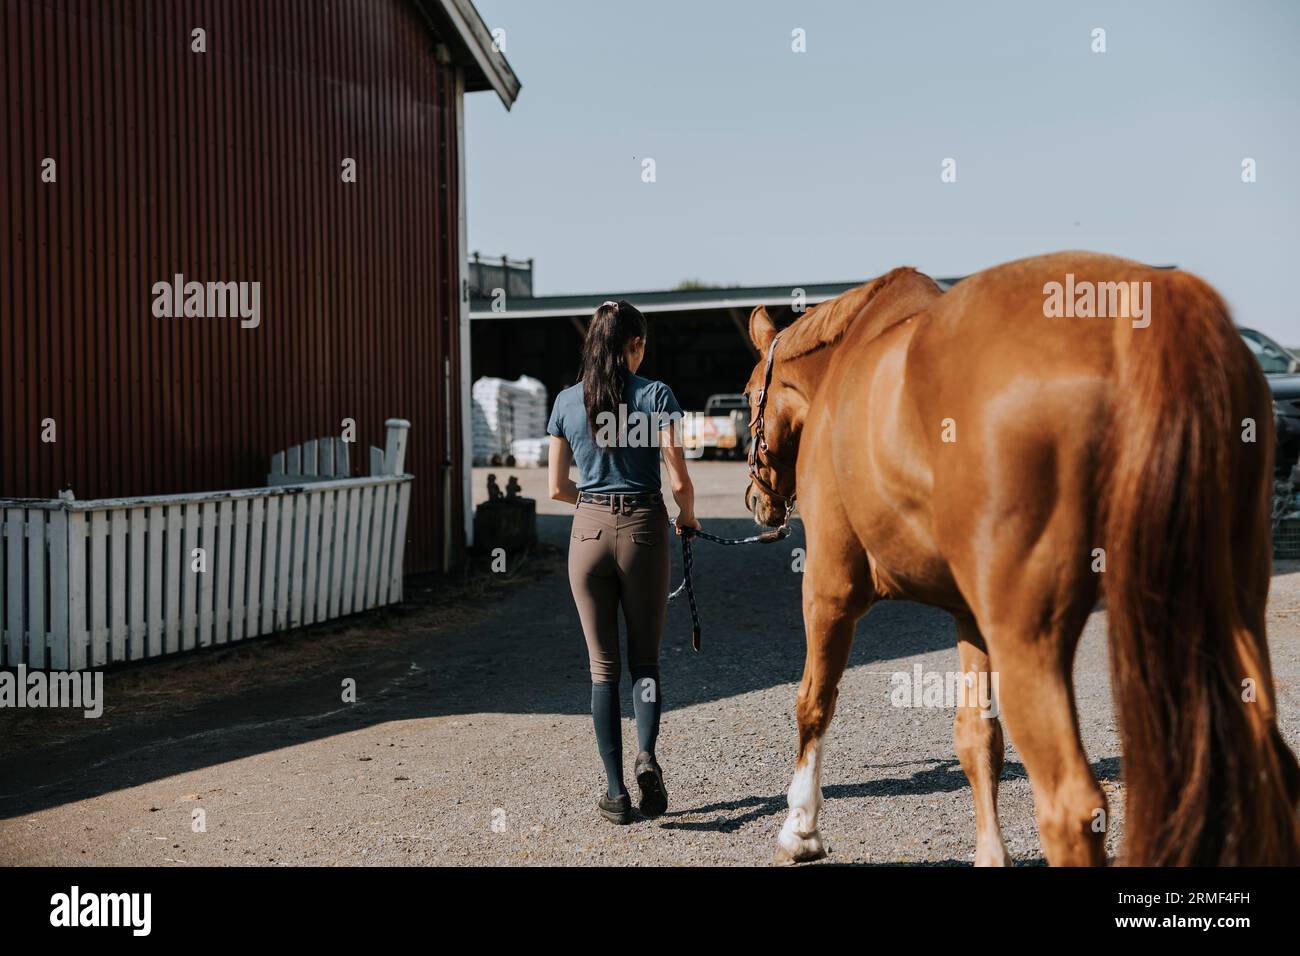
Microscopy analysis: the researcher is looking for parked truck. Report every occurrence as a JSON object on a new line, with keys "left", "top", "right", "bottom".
{"left": 682, "top": 393, "right": 751, "bottom": 460}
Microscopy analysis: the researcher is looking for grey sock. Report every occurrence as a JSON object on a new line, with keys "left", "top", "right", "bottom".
{"left": 591, "top": 681, "right": 625, "bottom": 799}
{"left": 630, "top": 666, "right": 661, "bottom": 759}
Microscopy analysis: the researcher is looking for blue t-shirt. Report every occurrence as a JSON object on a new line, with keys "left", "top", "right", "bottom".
{"left": 547, "top": 374, "right": 685, "bottom": 493}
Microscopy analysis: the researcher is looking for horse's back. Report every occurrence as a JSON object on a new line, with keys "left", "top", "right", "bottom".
{"left": 898, "top": 251, "right": 1254, "bottom": 621}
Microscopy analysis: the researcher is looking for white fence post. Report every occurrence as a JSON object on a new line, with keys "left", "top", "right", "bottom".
{"left": 383, "top": 419, "right": 411, "bottom": 475}
{"left": 4, "top": 508, "right": 24, "bottom": 666}
{"left": 49, "top": 509, "right": 69, "bottom": 669}
{"left": 27, "top": 509, "right": 47, "bottom": 669}
{"left": 68, "top": 511, "right": 89, "bottom": 670}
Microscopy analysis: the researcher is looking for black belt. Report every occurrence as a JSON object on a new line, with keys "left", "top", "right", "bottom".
{"left": 577, "top": 491, "right": 663, "bottom": 510}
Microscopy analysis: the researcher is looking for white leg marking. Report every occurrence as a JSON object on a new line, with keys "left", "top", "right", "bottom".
{"left": 776, "top": 738, "right": 827, "bottom": 862}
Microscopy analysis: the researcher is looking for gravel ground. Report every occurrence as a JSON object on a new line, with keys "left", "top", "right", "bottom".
{"left": 1, "top": 462, "right": 1298, "bottom": 866}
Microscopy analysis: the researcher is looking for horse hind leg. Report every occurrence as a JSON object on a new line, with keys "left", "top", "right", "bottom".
{"left": 947, "top": 422, "right": 1105, "bottom": 864}
{"left": 988, "top": 613, "right": 1106, "bottom": 866}
{"left": 953, "top": 617, "right": 1011, "bottom": 866}
{"left": 775, "top": 580, "right": 869, "bottom": 864}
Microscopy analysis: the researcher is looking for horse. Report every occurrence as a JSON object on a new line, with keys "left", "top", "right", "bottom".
{"left": 743, "top": 251, "right": 1300, "bottom": 866}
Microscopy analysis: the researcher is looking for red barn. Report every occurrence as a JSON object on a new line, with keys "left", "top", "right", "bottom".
{"left": 0, "top": 0, "right": 520, "bottom": 572}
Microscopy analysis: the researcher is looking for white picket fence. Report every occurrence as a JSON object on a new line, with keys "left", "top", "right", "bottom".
{"left": 267, "top": 435, "right": 352, "bottom": 486}
{"left": 0, "top": 420, "right": 413, "bottom": 671}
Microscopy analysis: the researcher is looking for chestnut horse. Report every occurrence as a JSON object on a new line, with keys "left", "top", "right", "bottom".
{"left": 744, "top": 251, "right": 1300, "bottom": 865}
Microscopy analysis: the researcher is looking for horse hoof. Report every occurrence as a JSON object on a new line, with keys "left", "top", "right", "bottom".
{"left": 774, "top": 829, "right": 827, "bottom": 865}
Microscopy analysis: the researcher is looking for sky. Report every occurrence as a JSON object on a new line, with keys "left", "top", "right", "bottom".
{"left": 466, "top": 0, "right": 1300, "bottom": 343}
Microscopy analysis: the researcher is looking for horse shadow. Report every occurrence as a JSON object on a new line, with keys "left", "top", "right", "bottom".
{"left": 660, "top": 755, "right": 1122, "bottom": 834}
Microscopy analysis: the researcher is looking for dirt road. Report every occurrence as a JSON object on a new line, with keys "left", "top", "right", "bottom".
{"left": 2, "top": 462, "right": 1298, "bottom": 866}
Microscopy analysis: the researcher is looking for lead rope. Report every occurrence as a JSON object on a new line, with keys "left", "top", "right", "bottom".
{"left": 668, "top": 514, "right": 794, "bottom": 650}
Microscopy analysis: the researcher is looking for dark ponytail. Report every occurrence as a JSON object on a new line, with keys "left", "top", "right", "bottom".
{"left": 580, "top": 299, "right": 647, "bottom": 438}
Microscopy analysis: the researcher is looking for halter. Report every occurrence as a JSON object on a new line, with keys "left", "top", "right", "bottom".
{"left": 747, "top": 333, "right": 797, "bottom": 517}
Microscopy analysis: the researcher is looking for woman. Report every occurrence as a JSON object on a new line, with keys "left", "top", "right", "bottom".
{"left": 547, "top": 299, "right": 700, "bottom": 824}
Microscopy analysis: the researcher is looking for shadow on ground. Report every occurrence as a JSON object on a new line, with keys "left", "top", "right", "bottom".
{"left": 659, "top": 756, "right": 1120, "bottom": 835}
{"left": 0, "top": 517, "right": 961, "bottom": 819}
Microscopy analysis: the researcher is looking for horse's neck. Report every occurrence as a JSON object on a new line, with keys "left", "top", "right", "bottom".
{"left": 783, "top": 343, "right": 838, "bottom": 402}
{"left": 788, "top": 285, "right": 933, "bottom": 402}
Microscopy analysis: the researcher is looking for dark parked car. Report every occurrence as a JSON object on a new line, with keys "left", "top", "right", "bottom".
{"left": 1240, "top": 327, "right": 1300, "bottom": 479}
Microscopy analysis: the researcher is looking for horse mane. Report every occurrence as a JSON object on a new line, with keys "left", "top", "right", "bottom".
{"left": 779, "top": 267, "right": 938, "bottom": 359}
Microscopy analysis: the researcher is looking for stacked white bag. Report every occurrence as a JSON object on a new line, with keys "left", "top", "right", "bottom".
{"left": 471, "top": 377, "right": 511, "bottom": 464}
{"left": 472, "top": 375, "right": 551, "bottom": 466}
{"left": 510, "top": 438, "right": 549, "bottom": 467}
{"left": 508, "top": 375, "right": 548, "bottom": 445}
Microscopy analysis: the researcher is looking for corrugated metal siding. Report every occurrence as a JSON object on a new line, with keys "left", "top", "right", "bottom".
{"left": 1, "top": 0, "right": 464, "bottom": 573}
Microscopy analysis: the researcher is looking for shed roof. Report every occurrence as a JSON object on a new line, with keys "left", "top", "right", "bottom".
{"left": 414, "top": 0, "right": 521, "bottom": 108}
{"left": 469, "top": 277, "right": 967, "bottom": 320}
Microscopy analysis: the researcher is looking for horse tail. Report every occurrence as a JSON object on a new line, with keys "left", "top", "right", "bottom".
{"left": 1103, "top": 268, "right": 1300, "bottom": 865}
